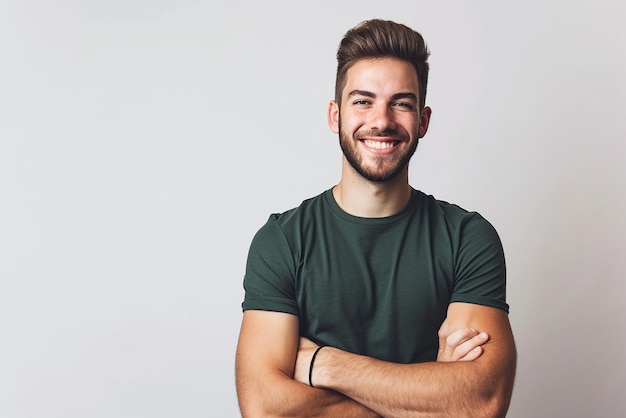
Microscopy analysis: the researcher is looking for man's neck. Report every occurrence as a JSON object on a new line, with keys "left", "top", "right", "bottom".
{"left": 333, "top": 167, "right": 412, "bottom": 218}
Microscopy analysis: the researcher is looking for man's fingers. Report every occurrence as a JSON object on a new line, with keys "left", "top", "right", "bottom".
{"left": 437, "top": 328, "right": 489, "bottom": 362}
{"left": 458, "top": 346, "right": 483, "bottom": 362}
{"left": 438, "top": 327, "right": 475, "bottom": 361}
{"left": 452, "top": 332, "right": 489, "bottom": 361}
{"left": 445, "top": 328, "right": 477, "bottom": 348}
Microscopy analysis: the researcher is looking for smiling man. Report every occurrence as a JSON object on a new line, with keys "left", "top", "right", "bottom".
{"left": 236, "top": 19, "right": 516, "bottom": 417}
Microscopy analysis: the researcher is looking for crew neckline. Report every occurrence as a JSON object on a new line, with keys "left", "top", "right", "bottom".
{"left": 323, "top": 187, "right": 421, "bottom": 226}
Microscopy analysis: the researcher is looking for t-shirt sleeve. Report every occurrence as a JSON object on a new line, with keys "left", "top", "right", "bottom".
{"left": 449, "top": 213, "right": 509, "bottom": 312}
{"left": 241, "top": 216, "right": 300, "bottom": 316}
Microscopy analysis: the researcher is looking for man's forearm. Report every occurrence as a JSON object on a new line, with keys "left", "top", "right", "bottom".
{"left": 237, "top": 371, "right": 381, "bottom": 418}
{"left": 236, "top": 310, "right": 382, "bottom": 417}
{"left": 311, "top": 346, "right": 515, "bottom": 418}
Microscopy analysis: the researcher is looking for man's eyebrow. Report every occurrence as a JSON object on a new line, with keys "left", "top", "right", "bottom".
{"left": 348, "top": 89, "right": 375, "bottom": 98}
{"left": 347, "top": 90, "right": 418, "bottom": 101}
{"left": 391, "top": 92, "right": 418, "bottom": 101}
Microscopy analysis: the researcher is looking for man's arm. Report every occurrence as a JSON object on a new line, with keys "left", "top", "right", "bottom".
{"left": 235, "top": 309, "right": 382, "bottom": 417}
{"left": 295, "top": 302, "right": 517, "bottom": 418}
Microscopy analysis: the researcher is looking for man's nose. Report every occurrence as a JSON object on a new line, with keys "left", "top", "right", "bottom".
{"left": 369, "top": 104, "right": 396, "bottom": 132}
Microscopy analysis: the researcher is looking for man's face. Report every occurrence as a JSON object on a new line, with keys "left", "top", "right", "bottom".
{"left": 329, "top": 57, "right": 430, "bottom": 183}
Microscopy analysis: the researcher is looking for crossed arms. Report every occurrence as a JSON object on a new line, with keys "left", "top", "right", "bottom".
{"left": 235, "top": 302, "right": 516, "bottom": 417}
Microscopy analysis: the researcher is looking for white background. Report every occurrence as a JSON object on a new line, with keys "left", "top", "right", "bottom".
{"left": 1, "top": 1, "right": 624, "bottom": 417}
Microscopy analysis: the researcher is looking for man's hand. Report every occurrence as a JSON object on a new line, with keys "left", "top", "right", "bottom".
{"left": 437, "top": 327, "right": 490, "bottom": 362}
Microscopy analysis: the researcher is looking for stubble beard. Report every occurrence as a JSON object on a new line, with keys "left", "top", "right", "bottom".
{"left": 338, "top": 122, "right": 419, "bottom": 183}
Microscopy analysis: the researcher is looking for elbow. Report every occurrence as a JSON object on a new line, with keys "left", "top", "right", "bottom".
{"left": 472, "top": 369, "right": 515, "bottom": 417}
{"left": 237, "top": 388, "right": 280, "bottom": 418}
{"left": 236, "top": 385, "right": 267, "bottom": 418}
{"left": 479, "top": 395, "right": 512, "bottom": 418}
{"left": 481, "top": 348, "right": 517, "bottom": 417}
{"left": 236, "top": 370, "right": 301, "bottom": 418}
{"left": 237, "top": 387, "right": 295, "bottom": 418}
{"left": 238, "top": 397, "right": 279, "bottom": 418}
{"left": 239, "top": 407, "right": 272, "bottom": 418}
{"left": 477, "top": 374, "right": 516, "bottom": 418}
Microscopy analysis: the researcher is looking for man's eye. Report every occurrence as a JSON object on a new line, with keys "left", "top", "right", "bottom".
{"left": 353, "top": 100, "right": 370, "bottom": 105}
{"left": 393, "top": 102, "right": 414, "bottom": 109}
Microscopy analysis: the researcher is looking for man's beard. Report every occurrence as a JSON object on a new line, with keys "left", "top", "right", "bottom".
{"left": 338, "top": 123, "right": 419, "bottom": 183}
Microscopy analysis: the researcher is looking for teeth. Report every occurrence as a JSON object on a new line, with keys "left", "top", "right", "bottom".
{"left": 364, "top": 140, "right": 395, "bottom": 150}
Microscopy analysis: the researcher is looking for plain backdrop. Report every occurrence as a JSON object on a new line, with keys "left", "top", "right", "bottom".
{"left": 1, "top": 0, "right": 624, "bottom": 417}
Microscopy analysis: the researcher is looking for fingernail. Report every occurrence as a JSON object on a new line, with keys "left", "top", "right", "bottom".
{"left": 479, "top": 332, "right": 487, "bottom": 339}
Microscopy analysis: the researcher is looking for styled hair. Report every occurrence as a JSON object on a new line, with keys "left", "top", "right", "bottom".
{"left": 335, "top": 19, "right": 430, "bottom": 110}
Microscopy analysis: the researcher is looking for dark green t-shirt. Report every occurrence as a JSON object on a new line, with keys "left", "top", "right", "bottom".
{"left": 242, "top": 188, "right": 508, "bottom": 363}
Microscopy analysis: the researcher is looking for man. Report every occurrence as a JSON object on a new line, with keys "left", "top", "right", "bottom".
{"left": 236, "top": 19, "right": 516, "bottom": 417}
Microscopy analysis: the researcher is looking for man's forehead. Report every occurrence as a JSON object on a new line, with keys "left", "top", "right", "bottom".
{"left": 342, "top": 58, "right": 420, "bottom": 96}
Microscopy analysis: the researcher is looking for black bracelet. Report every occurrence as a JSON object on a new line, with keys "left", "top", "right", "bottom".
{"left": 308, "top": 345, "right": 328, "bottom": 388}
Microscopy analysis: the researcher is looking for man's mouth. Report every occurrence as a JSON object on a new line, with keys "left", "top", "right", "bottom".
{"left": 362, "top": 139, "right": 398, "bottom": 150}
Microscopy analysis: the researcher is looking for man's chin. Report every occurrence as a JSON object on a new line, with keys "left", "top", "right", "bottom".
{"left": 354, "top": 164, "right": 406, "bottom": 183}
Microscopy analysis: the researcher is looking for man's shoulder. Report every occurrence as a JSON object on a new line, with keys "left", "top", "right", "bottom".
{"left": 418, "top": 191, "right": 475, "bottom": 219}
{"left": 266, "top": 189, "right": 331, "bottom": 227}
{"left": 416, "top": 190, "right": 498, "bottom": 234}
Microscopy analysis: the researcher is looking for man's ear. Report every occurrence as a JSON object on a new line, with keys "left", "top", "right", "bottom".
{"left": 328, "top": 100, "right": 340, "bottom": 134}
{"left": 418, "top": 106, "right": 432, "bottom": 138}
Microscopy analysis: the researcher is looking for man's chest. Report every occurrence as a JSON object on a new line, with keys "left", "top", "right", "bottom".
{"left": 293, "top": 235, "right": 455, "bottom": 362}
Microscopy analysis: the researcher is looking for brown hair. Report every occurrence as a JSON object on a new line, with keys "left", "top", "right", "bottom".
{"left": 335, "top": 19, "right": 430, "bottom": 110}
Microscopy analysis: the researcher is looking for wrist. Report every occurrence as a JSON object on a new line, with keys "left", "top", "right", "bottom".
{"left": 309, "top": 345, "right": 328, "bottom": 387}
{"left": 309, "top": 345, "right": 338, "bottom": 389}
